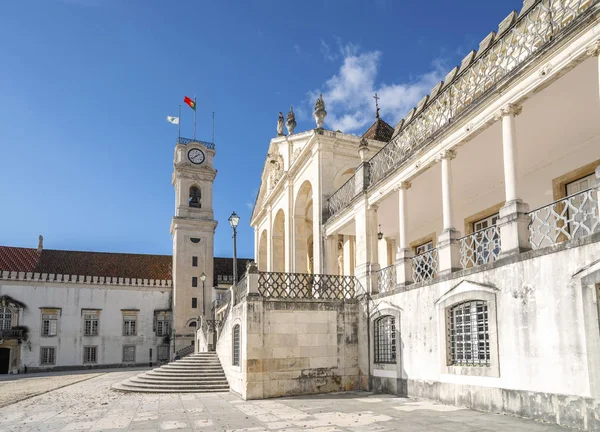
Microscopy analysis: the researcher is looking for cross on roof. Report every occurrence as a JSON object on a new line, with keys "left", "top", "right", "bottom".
{"left": 373, "top": 93, "right": 380, "bottom": 119}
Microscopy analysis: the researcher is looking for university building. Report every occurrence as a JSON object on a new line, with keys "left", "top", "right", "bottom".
{"left": 207, "top": 1, "right": 600, "bottom": 430}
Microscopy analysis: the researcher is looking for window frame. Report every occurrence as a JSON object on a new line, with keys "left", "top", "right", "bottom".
{"left": 40, "top": 347, "right": 56, "bottom": 365}
{"left": 192, "top": 277, "right": 198, "bottom": 288}
{"left": 448, "top": 300, "right": 490, "bottom": 367}
{"left": 157, "top": 345, "right": 169, "bottom": 362}
{"left": 192, "top": 256, "right": 198, "bottom": 267}
{"left": 232, "top": 324, "right": 240, "bottom": 366}
{"left": 191, "top": 297, "right": 198, "bottom": 309}
{"left": 374, "top": 315, "right": 397, "bottom": 364}
{"left": 155, "top": 314, "right": 171, "bottom": 336}
{"left": 122, "top": 345, "right": 136, "bottom": 363}
{"left": 83, "top": 346, "right": 98, "bottom": 364}
{"left": 83, "top": 312, "right": 99, "bottom": 337}
{"left": 41, "top": 314, "right": 58, "bottom": 337}
{"left": 123, "top": 315, "right": 137, "bottom": 336}
{"left": 0, "top": 307, "right": 12, "bottom": 331}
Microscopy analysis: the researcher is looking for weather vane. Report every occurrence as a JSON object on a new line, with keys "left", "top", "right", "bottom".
{"left": 373, "top": 93, "right": 380, "bottom": 119}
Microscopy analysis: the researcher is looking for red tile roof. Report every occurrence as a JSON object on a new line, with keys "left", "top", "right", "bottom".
{"left": 362, "top": 118, "right": 394, "bottom": 142}
{"left": 0, "top": 247, "right": 172, "bottom": 280}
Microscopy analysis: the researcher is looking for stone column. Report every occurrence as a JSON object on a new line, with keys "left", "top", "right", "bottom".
{"left": 437, "top": 150, "right": 461, "bottom": 274}
{"left": 266, "top": 206, "right": 273, "bottom": 271}
{"left": 324, "top": 235, "right": 338, "bottom": 275}
{"left": 253, "top": 227, "right": 259, "bottom": 263}
{"left": 285, "top": 182, "right": 293, "bottom": 273}
{"left": 495, "top": 104, "right": 531, "bottom": 257}
{"left": 395, "top": 182, "right": 413, "bottom": 286}
{"left": 343, "top": 235, "right": 354, "bottom": 276}
{"left": 312, "top": 148, "right": 323, "bottom": 274}
{"left": 354, "top": 200, "right": 379, "bottom": 295}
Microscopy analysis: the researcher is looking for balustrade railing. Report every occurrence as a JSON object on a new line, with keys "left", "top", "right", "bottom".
{"left": 375, "top": 265, "right": 396, "bottom": 294}
{"left": 177, "top": 137, "right": 215, "bottom": 149}
{"left": 529, "top": 188, "right": 599, "bottom": 249}
{"left": 0, "top": 329, "right": 24, "bottom": 339}
{"left": 327, "top": 175, "right": 357, "bottom": 219}
{"left": 234, "top": 275, "right": 247, "bottom": 304}
{"left": 412, "top": 249, "right": 439, "bottom": 283}
{"left": 325, "top": 0, "right": 596, "bottom": 222}
{"left": 257, "top": 272, "right": 357, "bottom": 299}
{"left": 459, "top": 226, "right": 501, "bottom": 269}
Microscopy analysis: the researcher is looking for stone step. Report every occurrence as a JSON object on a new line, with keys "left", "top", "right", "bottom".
{"left": 147, "top": 371, "right": 225, "bottom": 378}
{"left": 119, "top": 380, "right": 229, "bottom": 390}
{"left": 112, "top": 382, "right": 227, "bottom": 394}
{"left": 137, "top": 374, "right": 227, "bottom": 382}
{"left": 131, "top": 379, "right": 228, "bottom": 386}
{"left": 161, "top": 366, "right": 223, "bottom": 371}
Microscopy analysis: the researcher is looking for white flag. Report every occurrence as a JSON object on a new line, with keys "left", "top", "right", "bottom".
{"left": 167, "top": 116, "right": 179, "bottom": 125}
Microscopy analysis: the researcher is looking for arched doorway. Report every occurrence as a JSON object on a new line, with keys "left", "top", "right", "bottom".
{"left": 272, "top": 210, "right": 285, "bottom": 272}
{"left": 294, "top": 181, "right": 313, "bottom": 274}
{"left": 258, "top": 229, "right": 268, "bottom": 271}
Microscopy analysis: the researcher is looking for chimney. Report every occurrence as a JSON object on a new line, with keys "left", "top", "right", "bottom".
{"left": 37, "top": 235, "right": 43, "bottom": 253}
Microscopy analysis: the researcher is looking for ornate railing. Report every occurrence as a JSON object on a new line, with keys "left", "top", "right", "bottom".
{"left": 257, "top": 272, "right": 357, "bottom": 299}
{"left": 412, "top": 249, "right": 439, "bottom": 283}
{"left": 529, "top": 188, "right": 599, "bottom": 249}
{"left": 177, "top": 137, "right": 215, "bottom": 149}
{"left": 175, "top": 344, "right": 195, "bottom": 358}
{"left": 327, "top": 175, "right": 357, "bottom": 219}
{"left": 0, "top": 329, "right": 24, "bottom": 339}
{"left": 459, "top": 226, "right": 501, "bottom": 268}
{"left": 375, "top": 265, "right": 396, "bottom": 294}
{"left": 234, "top": 275, "right": 247, "bottom": 304}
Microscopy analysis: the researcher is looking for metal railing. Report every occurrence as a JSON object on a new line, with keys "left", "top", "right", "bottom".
{"left": 412, "top": 249, "right": 439, "bottom": 283}
{"left": 375, "top": 265, "right": 396, "bottom": 294}
{"left": 234, "top": 275, "right": 247, "bottom": 304}
{"left": 529, "top": 188, "right": 599, "bottom": 249}
{"left": 327, "top": 175, "right": 357, "bottom": 219}
{"left": 459, "top": 225, "right": 501, "bottom": 268}
{"left": 325, "top": 0, "right": 596, "bottom": 222}
{"left": 257, "top": 272, "right": 357, "bottom": 299}
{"left": 177, "top": 137, "right": 215, "bottom": 149}
{"left": 0, "top": 329, "right": 24, "bottom": 339}
{"left": 175, "top": 344, "right": 195, "bottom": 358}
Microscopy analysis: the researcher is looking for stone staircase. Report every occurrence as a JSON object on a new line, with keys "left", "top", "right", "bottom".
{"left": 113, "top": 352, "right": 229, "bottom": 393}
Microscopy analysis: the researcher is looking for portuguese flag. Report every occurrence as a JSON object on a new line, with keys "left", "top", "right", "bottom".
{"left": 184, "top": 96, "right": 196, "bottom": 111}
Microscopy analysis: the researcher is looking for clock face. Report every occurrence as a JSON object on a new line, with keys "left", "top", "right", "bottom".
{"left": 188, "top": 148, "right": 205, "bottom": 165}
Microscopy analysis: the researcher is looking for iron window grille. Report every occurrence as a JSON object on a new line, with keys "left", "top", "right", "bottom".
{"left": 41, "top": 314, "right": 58, "bottom": 337}
{"left": 41, "top": 347, "right": 56, "bottom": 365}
{"left": 84, "top": 314, "right": 99, "bottom": 336}
{"left": 232, "top": 324, "right": 240, "bottom": 366}
{"left": 449, "top": 300, "right": 490, "bottom": 366}
{"left": 158, "top": 345, "right": 169, "bottom": 361}
{"left": 123, "top": 316, "right": 137, "bottom": 336}
{"left": 374, "top": 315, "right": 396, "bottom": 364}
{"left": 122, "top": 345, "right": 136, "bottom": 363}
{"left": 83, "top": 346, "right": 97, "bottom": 364}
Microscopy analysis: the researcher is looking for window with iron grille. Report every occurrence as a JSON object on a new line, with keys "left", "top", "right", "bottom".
{"left": 41, "top": 314, "right": 58, "bottom": 337}
{"left": 40, "top": 347, "right": 56, "bottom": 365}
{"left": 83, "top": 346, "right": 97, "bottom": 364}
{"left": 84, "top": 313, "right": 99, "bottom": 336}
{"left": 232, "top": 324, "right": 240, "bottom": 366}
{"left": 122, "top": 345, "right": 136, "bottom": 363}
{"left": 123, "top": 315, "right": 137, "bottom": 336}
{"left": 449, "top": 300, "right": 490, "bottom": 366}
{"left": 192, "top": 297, "right": 198, "bottom": 309}
{"left": 158, "top": 345, "right": 169, "bottom": 361}
{"left": 374, "top": 315, "right": 396, "bottom": 364}
{"left": 0, "top": 307, "right": 12, "bottom": 330}
{"left": 156, "top": 314, "right": 171, "bottom": 336}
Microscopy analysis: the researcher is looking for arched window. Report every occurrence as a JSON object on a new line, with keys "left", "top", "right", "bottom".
{"left": 189, "top": 186, "right": 201, "bottom": 208}
{"left": 374, "top": 315, "right": 396, "bottom": 364}
{"left": 232, "top": 324, "right": 240, "bottom": 366}
{"left": 188, "top": 321, "right": 197, "bottom": 327}
{"left": 449, "top": 300, "right": 489, "bottom": 366}
{"left": 0, "top": 307, "right": 12, "bottom": 331}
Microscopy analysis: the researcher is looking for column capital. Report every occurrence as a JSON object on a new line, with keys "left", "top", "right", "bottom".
{"left": 436, "top": 149, "right": 456, "bottom": 163}
{"left": 394, "top": 181, "right": 412, "bottom": 191}
{"left": 494, "top": 103, "right": 522, "bottom": 121}
{"left": 367, "top": 203, "right": 379, "bottom": 212}
{"left": 586, "top": 39, "right": 600, "bottom": 57}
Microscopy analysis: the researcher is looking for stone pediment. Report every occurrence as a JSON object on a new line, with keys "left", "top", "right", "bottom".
{"left": 434, "top": 280, "right": 498, "bottom": 305}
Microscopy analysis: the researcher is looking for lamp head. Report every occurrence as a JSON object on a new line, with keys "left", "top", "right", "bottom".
{"left": 228, "top": 211, "right": 240, "bottom": 228}
{"left": 200, "top": 272, "right": 207, "bottom": 282}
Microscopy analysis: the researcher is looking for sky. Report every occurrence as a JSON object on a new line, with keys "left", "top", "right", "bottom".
{"left": 0, "top": 0, "right": 523, "bottom": 259}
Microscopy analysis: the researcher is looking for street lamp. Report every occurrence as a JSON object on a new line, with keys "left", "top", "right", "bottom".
{"left": 200, "top": 272, "right": 207, "bottom": 316}
{"left": 228, "top": 211, "right": 240, "bottom": 284}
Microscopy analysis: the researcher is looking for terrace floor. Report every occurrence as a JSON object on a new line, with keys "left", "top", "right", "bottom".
{"left": 0, "top": 369, "right": 572, "bottom": 431}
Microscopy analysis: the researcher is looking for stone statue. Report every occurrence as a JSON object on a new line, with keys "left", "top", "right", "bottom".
{"left": 313, "top": 93, "right": 327, "bottom": 129}
{"left": 286, "top": 106, "right": 296, "bottom": 135}
{"left": 277, "top": 112, "right": 285, "bottom": 136}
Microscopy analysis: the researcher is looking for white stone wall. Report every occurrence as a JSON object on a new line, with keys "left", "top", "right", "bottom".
{"left": 0, "top": 281, "right": 171, "bottom": 370}
{"left": 216, "top": 301, "right": 246, "bottom": 397}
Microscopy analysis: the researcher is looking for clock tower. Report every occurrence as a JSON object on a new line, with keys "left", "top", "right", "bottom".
{"left": 170, "top": 138, "right": 217, "bottom": 351}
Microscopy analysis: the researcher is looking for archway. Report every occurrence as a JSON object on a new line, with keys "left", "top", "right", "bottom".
{"left": 294, "top": 181, "right": 314, "bottom": 274}
{"left": 258, "top": 229, "right": 268, "bottom": 271}
{"left": 272, "top": 209, "right": 285, "bottom": 272}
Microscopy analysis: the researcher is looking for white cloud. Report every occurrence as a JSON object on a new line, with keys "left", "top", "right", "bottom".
{"left": 309, "top": 43, "right": 445, "bottom": 133}
{"left": 294, "top": 44, "right": 301, "bottom": 55}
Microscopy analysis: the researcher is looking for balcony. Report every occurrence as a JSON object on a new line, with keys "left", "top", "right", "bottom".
{"left": 0, "top": 328, "right": 25, "bottom": 339}
{"left": 176, "top": 137, "right": 215, "bottom": 150}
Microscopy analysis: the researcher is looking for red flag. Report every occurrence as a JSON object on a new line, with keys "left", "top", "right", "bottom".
{"left": 184, "top": 96, "right": 196, "bottom": 111}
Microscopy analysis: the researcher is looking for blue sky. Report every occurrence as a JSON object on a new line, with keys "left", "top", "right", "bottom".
{"left": 0, "top": 0, "right": 523, "bottom": 259}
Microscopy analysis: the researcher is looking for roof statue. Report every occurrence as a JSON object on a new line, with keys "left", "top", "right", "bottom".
{"left": 286, "top": 106, "right": 296, "bottom": 135}
{"left": 313, "top": 93, "right": 327, "bottom": 129}
{"left": 277, "top": 112, "right": 285, "bottom": 136}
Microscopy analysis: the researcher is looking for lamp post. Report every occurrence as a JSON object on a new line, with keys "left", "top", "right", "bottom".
{"left": 228, "top": 211, "right": 240, "bottom": 284}
{"left": 200, "top": 272, "right": 207, "bottom": 316}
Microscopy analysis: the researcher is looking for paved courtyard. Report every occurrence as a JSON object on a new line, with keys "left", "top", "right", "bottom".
{"left": 0, "top": 369, "right": 572, "bottom": 432}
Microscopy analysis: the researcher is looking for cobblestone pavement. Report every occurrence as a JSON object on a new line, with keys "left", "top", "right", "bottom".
{"left": 0, "top": 370, "right": 572, "bottom": 432}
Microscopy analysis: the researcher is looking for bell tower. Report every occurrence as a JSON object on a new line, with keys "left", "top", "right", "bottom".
{"left": 170, "top": 138, "right": 218, "bottom": 351}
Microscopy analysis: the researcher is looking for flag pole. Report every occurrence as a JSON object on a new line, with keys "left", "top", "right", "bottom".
{"left": 178, "top": 105, "right": 181, "bottom": 140}
{"left": 193, "top": 95, "right": 197, "bottom": 140}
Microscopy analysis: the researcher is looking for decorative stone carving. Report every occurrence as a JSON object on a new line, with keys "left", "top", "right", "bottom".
{"left": 286, "top": 106, "right": 296, "bottom": 135}
{"left": 277, "top": 112, "right": 285, "bottom": 136}
{"left": 313, "top": 94, "right": 327, "bottom": 129}
{"left": 291, "top": 148, "right": 301, "bottom": 164}
{"left": 539, "top": 63, "right": 553, "bottom": 78}
{"left": 358, "top": 137, "right": 369, "bottom": 162}
{"left": 394, "top": 181, "right": 412, "bottom": 191}
{"left": 586, "top": 39, "right": 600, "bottom": 57}
{"left": 436, "top": 149, "right": 457, "bottom": 162}
{"left": 267, "top": 146, "right": 284, "bottom": 193}
{"left": 494, "top": 103, "right": 522, "bottom": 121}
